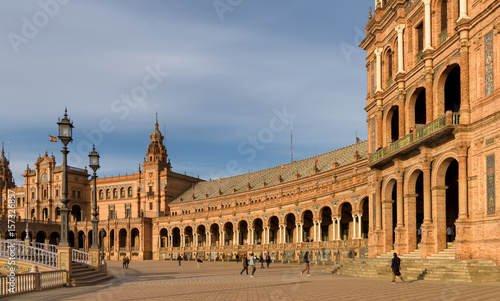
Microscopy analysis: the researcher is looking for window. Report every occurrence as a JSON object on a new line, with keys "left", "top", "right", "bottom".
{"left": 56, "top": 190, "right": 59, "bottom": 197}
{"left": 32, "top": 192, "right": 35, "bottom": 199}
{"left": 72, "top": 190, "right": 75, "bottom": 197}
{"left": 120, "top": 187, "right": 125, "bottom": 198}
{"left": 113, "top": 188, "right": 118, "bottom": 198}
{"left": 149, "top": 202, "right": 153, "bottom": 210}
{"left": 416, "top": 22, "right": 424, "bottom": 52}
{"left": 99, "top": 190, "right": 103, "bottom": 200}
{"left": 128, "top": 187, "right": 133, "bottom": 197}
{"left": 77, "top": 191, "right": 81, "bottom": 199}
{"left": 106, "top": 189, "right": 110, "bottom": 199}
{"left": 387, "top": 50, "right": 393, "bottom": 80}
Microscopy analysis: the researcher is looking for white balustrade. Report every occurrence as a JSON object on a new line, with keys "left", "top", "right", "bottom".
{"left": 0, "top": 240, "right": 57, "bottom": 269}
{"left": 71, "top": 249, "right": 91, "bottom": 266}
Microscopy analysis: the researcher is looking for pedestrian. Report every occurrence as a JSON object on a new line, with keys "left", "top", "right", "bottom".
{"left": 417, "top": 227, "right": 422, "bottom": 243}
{"left": 240, "top": 254, "right": 249, "bottom": 276}
{"left": 236, "top": 254, "right": 239, "bottom": 263}
{"left": 196, "top": 257, "right": 203, "bottom": 268}
{"left": 126, "top": 256, "right": 130, "bottom": 269}
{"left": 266, "top": 253, "right": 271, "bottom": 268}
{"left": 249, "top": 253, "right": 256, "bottom": 277}
{"left": 301, "top": 251, "right": 310, "bottom": 276}
{"left": 446, "top": 226, "right": 454, "bottom": 242}
{"left": 216, "top": 253, "right": 220, "bottom": 262}
{"left": 391, "top": 252, "right": 405, "bottom": 284}
{"left": 259, "top": 254, "right": 265, "bottom": 269}
{"left": 122, "top": 256, "right": 127, "bottom": 269}
{"left": 177, "top": 254, "right": 182, "bottom": 266}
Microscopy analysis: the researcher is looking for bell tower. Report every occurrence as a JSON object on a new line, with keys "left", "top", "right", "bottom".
{"left": 145, "top": 114, "right": 170, "bottom": 169}
{"left": 0, "top": 143, "right": 14, "bottom": 190}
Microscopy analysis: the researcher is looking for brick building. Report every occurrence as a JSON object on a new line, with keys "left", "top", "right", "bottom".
{"left": 1, "top": 0, "right": 499, "bottom": 265}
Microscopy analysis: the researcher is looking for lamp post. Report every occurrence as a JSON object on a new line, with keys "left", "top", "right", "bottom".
{"left": 57, "top": 108, "right": 73, "bottom": 247}
{"left": 89, "top": 145, "right": 100, "bottom": 250}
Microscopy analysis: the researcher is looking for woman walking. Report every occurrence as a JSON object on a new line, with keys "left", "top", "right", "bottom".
{"left": 259, "top": 254, "right": 265, "bottom": 269}
{"left": 301, "top": 251, "right": 310, "bottom": 276}
{"left": 240, "top": 254, "right": 249, "bottom": 275}
{"left": 249, "top": 253, "right": 256, "bottom": 277}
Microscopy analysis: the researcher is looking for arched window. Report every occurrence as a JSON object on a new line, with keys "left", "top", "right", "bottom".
{"left": 113, "top": 188, "right": 118, "bottom": 198}
{"left": 120, "top": 187, "right": 125, "bottom": 198}
{"left": 99, "top": 189, "right": 103, "bottom": 200}
{"left": 106, "top": 189, "right": 110, "bottom": 199}
{"left": 387, "top": 49, "right": 393, "bottom": 81}
{"left": 128, "top": 187, "right": 133, "bottom": 197}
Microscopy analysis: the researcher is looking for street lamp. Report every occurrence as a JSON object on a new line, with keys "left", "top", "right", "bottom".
{"left": 57, "top": 108, "right": 73, "bottom": 247}
{"left": 89, "top": 145, "right": 100, "bottom": 250}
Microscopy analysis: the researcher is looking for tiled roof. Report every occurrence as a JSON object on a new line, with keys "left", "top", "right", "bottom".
{"left": 172, "top": 141, "right": 368, "bottom": 204}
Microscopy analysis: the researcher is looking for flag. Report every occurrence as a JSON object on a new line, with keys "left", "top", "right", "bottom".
{"left": 281, "top": 164, "right": 285, "bottom": 170}
{"left": 49, "top": 135, "right": 58, "bottom": 142}
{"left": 315, "top": 157, "right": 318, "bottom": 165}
{"left": 356, "top": 137, "right": 361, "bottom": 144}
{"left": 218, "top": 177, "right": 221, "bottom": 183}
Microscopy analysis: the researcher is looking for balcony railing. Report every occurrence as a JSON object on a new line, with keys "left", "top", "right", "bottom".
{"left": 71, "top": 249, "right": 90, "bottom": 266}
{"left": 369, "top": 112, "right": 460, "bottom": 165}
{"left": 0, "top": 270, "right": 65, "bottom": 296}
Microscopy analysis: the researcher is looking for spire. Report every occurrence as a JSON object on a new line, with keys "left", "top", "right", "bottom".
{"left": 1, "top": 142, "right": 4, "bottom": 157}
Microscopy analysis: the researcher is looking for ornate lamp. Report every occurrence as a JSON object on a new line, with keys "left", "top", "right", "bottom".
{"left": 57, "top": 108, "right": 73, "bottom": 247}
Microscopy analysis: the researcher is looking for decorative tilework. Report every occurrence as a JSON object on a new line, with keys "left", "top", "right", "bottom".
{"left": 485, "top": 31, "right": 494, "bottom": 97}
{"left": 371, "top": 118, "right": 376, "bottom": 152}
{"left": 487, "top": 155, "right": 495, "bottom": 215}
{"left": 372, "top": 193, "right": 376, "bottom": 230}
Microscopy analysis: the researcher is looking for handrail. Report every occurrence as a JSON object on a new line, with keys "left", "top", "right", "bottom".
{"left": 31, "top": 242, "right": 57, "bottom": 253}
{"left": 71, "top": 249, "right": 91, "bottom": 266}
{"left": 0, "top": 240, "right": 57, "bottom": 269}
{"left": 0, "top": 270, "right": 64, "bottom": 296}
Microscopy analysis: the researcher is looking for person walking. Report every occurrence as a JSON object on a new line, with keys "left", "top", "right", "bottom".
{"left": 259, "top": 254, "right": 265, "bottom": 269}
{"left": 122, "top": 256, "right": 128, "bottom": 269}
{"left": 196, "top": 257, "right": 203, "bottom": 268}
{"left": 266, "top": 253, "right": 271, "bottom": 268}
{"left": 391, "top": 253, "right": 405, "bottom": 284}
{"left": 240, "top": 254, "right": 249, "bottom": 275}
{"left": 177, "top": 254, "right": 182, "bottom": 266}
{"left": 126, "top": 256, "right": 130, "bottom": 269}
{"left": 249, "top": 253, "right": 256, "bottom": 277}
{"left": 301, "top": 251, "right": 310, "bottom": 276}
{"left": 446, "top": 226, "right": 454, "bottom": 242}
{"left": 236, "top": 254, "right": 239, "bottom": 263}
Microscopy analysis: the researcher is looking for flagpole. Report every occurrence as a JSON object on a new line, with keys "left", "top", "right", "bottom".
{"left": 46, "top": 135, "right": 49, "bottom": 154}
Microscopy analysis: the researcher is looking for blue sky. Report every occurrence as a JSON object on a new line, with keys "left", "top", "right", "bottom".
{"left": 0, "top": 0, "right": 373, "bottom": 185}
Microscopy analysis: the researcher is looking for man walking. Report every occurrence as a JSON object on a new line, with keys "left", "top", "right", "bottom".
{"left": 391, "top": 253, "right": 405, "bottom": 284}
{"left": 266, "top": 253, "right": 271, "bottom": 268}
{"left": 446, "top": 226, "right": 454, "bottom": 242}
{"left": 249, "top": 253, "right": 256, "bottom": 277}
{"left": 240, "top": 254, "right": 249, "bottom": 275}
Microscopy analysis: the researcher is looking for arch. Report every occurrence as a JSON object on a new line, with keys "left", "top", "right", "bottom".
{"left": 128, "top": 186, "right": 133, "bottom": 197}
{"left": 209, "top": 223, "right": 219, "bottom": 246}
{"left": 284, "top": 213, "right": 296, "bottom": 243}
{"left": 113, "top": 188, "right": 118, "bottom": 199}
{"left": 131, "top": 228, "right": 140, "bottom": 250}
{"left": 319, "top": 206, "right": 333, "bottom": 242}
{"left": 118, "top": 228, "right": 128, "bottom": 250}
{"left": 360, "top": 197, "right": 370, "bottom": 239}
{"left": 109, "top": 229, "right": 115, "bottom": 251}
{"left": 87, "top": 230, "right": 94, "bottom": 250}
{"left": 384, "top": 105, "right": 400, "bottom": 144}
{"left": 106, "top": 189, "right": 110, "bottom": 199}
{"left": 339, "top": 202, "right": 353, "bottom": 240}
{"left": 49, "top": 231, "right": 60, "bottom": 245}
{"left": 335, "top": 199, "right": 355, "bottom": 216}
{"left": 98, "top": 189, "right": 104, "bottom": 200}
{"left": 407, "top": 87, "right": 427, "bottom": 130}
{"left": 252, "top": 218, "right": 263, "bottom": 245}
{"left": 55, "top": 207, "right": 61, "bottom": 221}
{"left": 42, "top": 208, "right": 49, "bottom": 221}
{"left": 435, "top": 63, "right": 461, "bottom": 115}
{"left": 223, "top": 222, "right": 234, "bottom": 246}
{"left": 196, "top": 225, "right": 206, "bottom": 247}
{"left": 71, "top": 204, "right": 82, "bottom": 222}
{"left": 301, "top": 210, "right": 314, "bottom": 242}
{"left": 237, "top": 220, "right": 248, "bottom": 245}
{"left": 120, "top": 187, "right": 125, "bottom": 198}
{"left": 159, "top": 228, "right": 168, "bottom": 248}
{"left": 171, "top": 227, "right": 181, "bottom": 247}
{"left": 68, "top": 231, "right": 75, "bottom": 248}
{"left": 268, "top": 216, "right": 280, "bottom": 244}
{"left": 78, "top": 230, "right": 86, "bottom": 250}
{"left": 98, "top": 229, "right": 107, "bottom": 251}
{"left": 184, "top": 226, "right": 193, "bottom": 247}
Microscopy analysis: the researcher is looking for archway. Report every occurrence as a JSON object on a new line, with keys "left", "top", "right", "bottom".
{"left": 159, "top": 228, "right": 168, "bottom": 248}
{"left": 253, "top": 219, "right": 263, "bottom": 244}
{"left": 49, "top": 232, "right": 60, "bottom": 245}
{"left": 284, "top": 214, "right": 296, "bottom": 243}
{"left": 445, "top": 160, "right": 459, "bottom": 241}
{"left": 87, "top": 230, "right": 93, "bottom": 250}
{"left": 196, "top": 225, "right": 206, "bottom": 247}
{"left": 78, "top": 231, "right": 86, "bottom": 250}
{"left": 238, "top": 220, "right": 248, "bottom": 245}
{"left": 172, "top": 227, "right": 181, "bottom": 247}
{"left": 268, "top": 216, "right": 279, "bottom": 244}
{"left": 210, "top": 224, "right": 219, "bottom": 246}
{"left": 99, "top": 229, "right": 107, "bottom": 251}
{"left": 360, "top": 198, "right": 370, "bottom": 239}
{"left": 118, "top": 228, "right": 127, "bottom": 251}
{"left": 55, "top": 207, "right": 61, "bottom": 222}
{"left": 68, "top": 231, "right": 75, "bottom": 248}
{"left": 339, "top": 203, "right": 353, "bottom": 240}
{"left": 320, "top": 207, "right": 333, "bottom": 241}
{"left": 109, "top": 229, "right": 115, "bottom": 251}
{"left": 386, "top": 106, "right": 400, "bottom": 143}
{"left": 302, "top": 210, "right": 313, "bottom": 242}
{"left": 223, "top": 222, "right": 233, "bottom": 246}
{"left": 42, "top": 208, "right": 49, "bottom": 221}
{"left": 72, "top": 205, "right": 82, "bottom": 222}
{"left": 444, "top": 65, "right": 461, "bottom": 112}
{"left": 414, "top": 89, "right": 426, "bottom": 126}
{"left": 131, "top": 228, "right": 140, "bottom": 250}
{"left": 184, "top": 226, "right": 193, "bottom": 247}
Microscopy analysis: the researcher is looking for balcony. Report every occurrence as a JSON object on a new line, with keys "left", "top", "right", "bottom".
{"left": 369, "top": 112, "right": 460, "bottom": 167}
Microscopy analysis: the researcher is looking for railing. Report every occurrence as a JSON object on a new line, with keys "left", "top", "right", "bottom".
{"left": 0, "top": 240, "right": 57, "bottom": 269}
{"left": 31, "top": 242, "right": 57, "bottom": 253}
{"left": 369, "top": 113, "right": 458, "bottom": 164}
{"left": 71, "top": 249, "right": 90, "bottom": 266}
{"left": 0, "top": 270, "right": 65, "bottom": 296}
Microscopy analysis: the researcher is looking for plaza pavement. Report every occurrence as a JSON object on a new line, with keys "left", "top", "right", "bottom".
{"left": 6, "top": 260, "right": 500, "bottom": 301}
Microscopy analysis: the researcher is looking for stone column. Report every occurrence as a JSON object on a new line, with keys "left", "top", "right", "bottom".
{"left": 207, "top": 232, "right": 211, "bottom": 247}
{"left": 357, "top": 214, "right": 363, "bottom": 239}
{"left": 352, "top": 215, "right": 357, "bottom": 239}
{"left": 458, "top": 0, "right": 469, "bottom": 21}
{"left": 397, "top": 177, "right": 404, "bottom": 227}
{"left": 263, "top": 227, "right": 269, "bottom": 244}
{"left": 336, "top": 218, "right": 341, "bottom": 241}
{"left": 317, "top": 221, "right": 322, "bottom": 242}
{"left": 458, "top": 146, "right": 468, "bottom": 219}
{"left": 331, "top": 218, "right": 336, "bottom": 241}
{"left": 395, "top": 24, "right": 406, "bottom": 74}
{"left": 374, "top": 47, "right": 383, "bottom": 92}
{"left": 459, "top": 25, "right": 470, "bottom": 124}
{"left": 299, "top": 223, "right": 304, "bottom": 243}
{"left": 250, "top": 229, "right": 254, "bottom": 245}
{"left": 313, "top": 222, "right": 317, "bottom": 242}
{"left": 375, "top": 179, "right": 382, "bottom": 230}
{"left": 423, "top": 0, "right": 433, "bottom": 50}
{"left": 423, "top": 158, "right": 432, "bottom": 223}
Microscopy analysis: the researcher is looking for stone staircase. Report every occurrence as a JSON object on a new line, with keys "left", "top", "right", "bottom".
{"left": 326, "top": 243, "right": 500, "bottom": 282}
{"left": 69, "top": 262, "right": 113, "bottom": 286}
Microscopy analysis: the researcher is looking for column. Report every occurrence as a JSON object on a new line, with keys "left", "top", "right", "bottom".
{"left": 395, "top": 24, "right": 406, "bottom": 74}
{"left": 300, "top": 223, "right": 304, "bottom": 243}
{"left": 317, "top": 221, "right": 322, "bottom": 242}
{"left": 423, "top": 159, "right": 432, "bottom": 223}
{"left": 250, "top": 229, "right": 254, "bottom": 245}
{"left": 206, "top": 232, "right": 211, "bottom": 247}
{"left": 423, "top": 0, "right": 433, "bottom": 50}
{"left": 331, "top": 218, "right": 336, "bottom": 241}
{"left": 458, "top": 0, "right": 469, "bottom": 21}
{"left": 352, "top": 215, "right": 357, "bottom": 239}
{"left": 458, "top": 151, "right": 468, "bottom": 219}
{"left": 336, "top": 218, "right": 341, "bottom": 241}
{"left": 374, "top": 47, "right": 383, "bottom": 92}
{"left": 193, "top": 233, "right": 197, "bottom": 247}
{"left": 357, "top": 214, "right": 363, "bottom": 239}
{"left": 376, "top": 179, "right": 382, "bottom": 230}
{"left": 263, "top": 227, "right": 269, "bottom": 244}
{"left": 294, "top": 224, "right": 299, "bottom": 243}
{"left": 397, "top": 178, "right": 404, "bottom": 227}
{"left": 218, "top": 231, "right": 222, "bottom": 246}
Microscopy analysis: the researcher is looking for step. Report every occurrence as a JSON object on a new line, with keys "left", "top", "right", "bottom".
{"left": 69, "top": 274, "right": 113, "bottom": 286}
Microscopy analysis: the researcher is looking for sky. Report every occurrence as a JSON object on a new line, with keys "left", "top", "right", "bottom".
{"left": 0, "top": 0, "right": 373, "bottom": 186}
